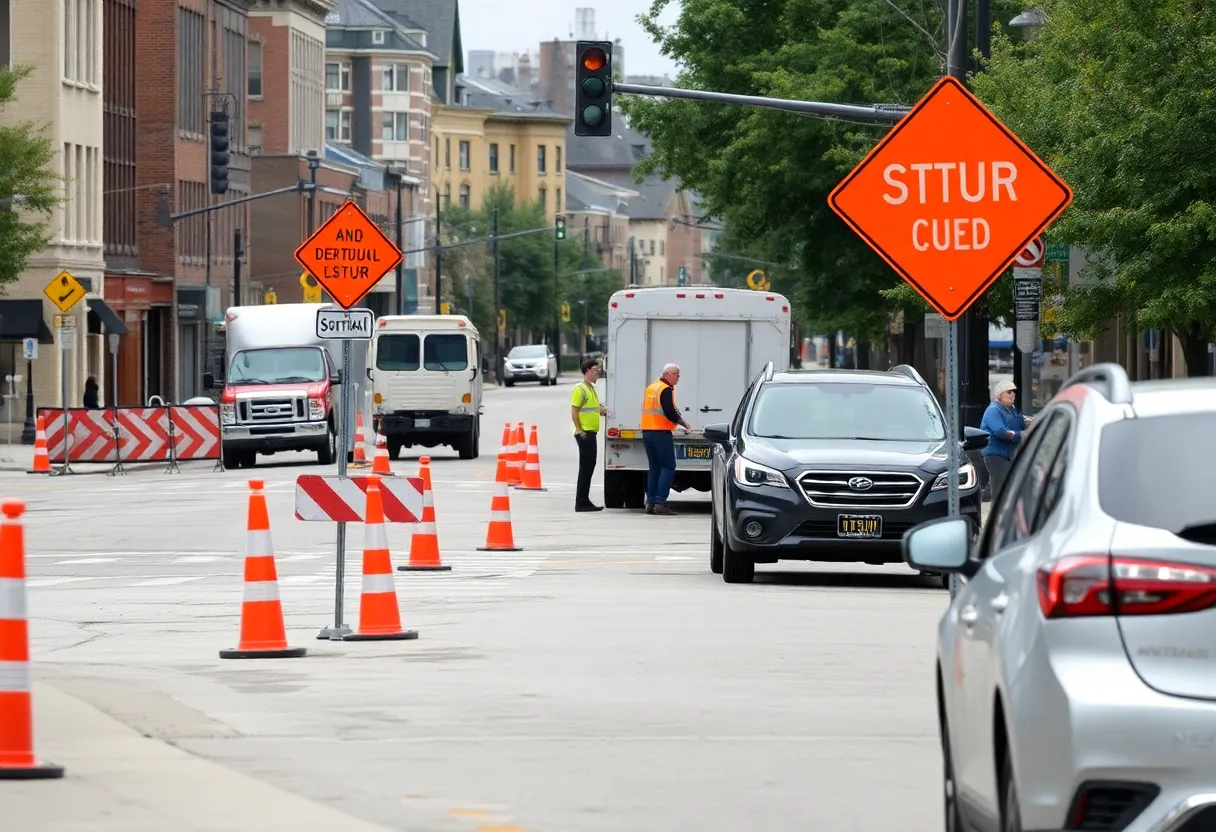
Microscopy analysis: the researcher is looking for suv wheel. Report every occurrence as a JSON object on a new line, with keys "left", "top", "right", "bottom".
{"left": 710, "top": 517, "right": 724, "bottom": 574}
{"left": 721, "top": 532, "right": 755, "bottom": 584}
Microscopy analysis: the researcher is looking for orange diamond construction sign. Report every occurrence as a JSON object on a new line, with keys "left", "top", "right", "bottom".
{"left": 294, "top": 200, "right": 403, "bottom": 310}
{"left": 828, "top": 76, "right": 1073, "bottom": 321}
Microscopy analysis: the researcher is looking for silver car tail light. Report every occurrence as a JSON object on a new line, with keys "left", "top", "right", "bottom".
{"left": 1037, "top": 554, "right": 1216, "bottom": 619}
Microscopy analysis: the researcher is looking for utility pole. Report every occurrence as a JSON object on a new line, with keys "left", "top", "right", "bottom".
{"left": 233, "top": 229, "right": 243, "bottom": 307}
{"left": 491, "top": 208, "right": 502, "bottom": 386}
{"left": 393, "top": 172, "right": 404, "bottom": 314}
{"left": 434, "top": 186, "right": 442, "bottom": 313}
{"left": 553, "top": 225, "right": 561, "bottom": 375}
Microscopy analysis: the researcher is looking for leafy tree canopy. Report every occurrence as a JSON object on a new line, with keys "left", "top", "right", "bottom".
{"left": 970, "top": 0, "right": 1216, "bottom": 374}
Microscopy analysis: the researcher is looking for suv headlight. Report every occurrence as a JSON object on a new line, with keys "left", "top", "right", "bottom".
{"left": 733, "top": 456, "right": 789, "bottom": 488}
{"left": 308, "top": 397, "right": 325, "bottom": 420}
{"left": 932, "top": 463, "right": 976, "bottom": 491}
{"left": 220, "top": 403, "right": 235, "bottom": 425}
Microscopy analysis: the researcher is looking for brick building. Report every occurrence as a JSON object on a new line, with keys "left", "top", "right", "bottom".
{"left": 246, "top": 0, "right": 330, "bottom": 158}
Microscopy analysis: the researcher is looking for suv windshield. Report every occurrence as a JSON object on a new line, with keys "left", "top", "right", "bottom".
{"left": 1099, "top": 414, "right": 1216, "bottom": 534}
{"left": 509, "top": 346, "right": 547, "bottom": 360}
{"left": 229, "top": 347, "right": 327, "bottom": 384}
{"left": 749, "top": 382, "right": 946, "bottom": 441}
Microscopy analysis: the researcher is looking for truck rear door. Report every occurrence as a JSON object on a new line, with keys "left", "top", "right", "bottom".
{"left": 647, "top": 320, "right": 750, "bottom": 431}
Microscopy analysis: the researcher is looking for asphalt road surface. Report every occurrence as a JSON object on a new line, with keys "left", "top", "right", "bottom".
{"left": 5, "top": 378, "right": 951, "bottom": 831}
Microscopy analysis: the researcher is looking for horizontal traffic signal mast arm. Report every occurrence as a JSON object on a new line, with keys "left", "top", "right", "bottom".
{"left": 396, "top": 224, "right": 558, "bottom": 258}
{"left": 612, "top": 82, "right": 911, "bottom": 125}
{"left": 165, "top": 182, "right": 349, "bottom": 223}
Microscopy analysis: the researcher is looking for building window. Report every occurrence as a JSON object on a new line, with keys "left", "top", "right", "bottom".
{"left": 537, "top": 144, "right": 546, "bottom": 173}
{"left": 290, "top": 30, "right": 324, "bottom": 156}
{"left": 381, "top": 62, "right": 409, "bottom": 92}
{"left": 381, "top": 111, "right": 408, "bottom": 142}
{"left": 248, "top": 125, "right": 263, "bottom": 155}
{"left": 458, "top": 140, "right": 470, "bottom": 171}
{"left": 248, "top": 41, "right": 262, "bottom": 97}
{"left": 444, "top": 138, "right": 450, "bottom": 169}
{"left": 650, "top": 239, "right": 656, "bottom": 255}
{"left": 509, "top": 144, "right": 515, "bottom": 173}
{"left": 489, "top": 143, "right": 499, "bottom": 173}
{"left": 372, "top": 30, "right": 385, "bottom": 45}
{"left": 556, "top": 146, "right": 562, "bottom": 172}
{"left": 537, "top": 187, "right": 546, "bottom": 210}
{"left": 459, "top": 184, "right": 470, "bottom": 209}
{"left": 433, "top": 136, "right": 439, "bottom": 168}
{"left": 556, "top": 187, "right": 561, "bottom": 214}
{"left": 660, "top": 240, "right": 665, "bottom": 255}
{"left": 220, "top": 13, "right": 247, "bottom": 152}
{"left": 176, "top": 8, "right": 205, "bottom": 134}
{"left": 325, "top": 62, "right": 350, "bottom": 91}
{"left": 103, "top": 0, "right": 137, "bottom": 260}
{"left": 443, "top": 184, "right": 451, "bottom": 207}
{"left": 62, "top": 0, "right": 99, "bottom": 85}
{"left": 326, "top": 109, "right": 351, "bottom": 142}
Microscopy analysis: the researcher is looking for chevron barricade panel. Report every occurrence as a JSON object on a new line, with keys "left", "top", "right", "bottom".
{"left": 168, "top": 405, "right": 221, "bottom": 461}
{"left": 36, "top": 408, "right": 117, "bottom": 464}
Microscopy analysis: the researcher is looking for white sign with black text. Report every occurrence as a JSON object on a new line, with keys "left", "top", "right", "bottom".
{"left": 316, "top": 308, "right": 374, "bottom": 340}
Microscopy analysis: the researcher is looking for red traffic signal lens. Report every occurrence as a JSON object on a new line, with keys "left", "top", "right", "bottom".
{"left": 582, "top": 48, "right": 606, "bottom": 72}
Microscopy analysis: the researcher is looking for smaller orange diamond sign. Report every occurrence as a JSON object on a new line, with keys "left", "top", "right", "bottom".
{"left": 828, "top": 76, "right": 1073, "bottom": 320}
{"left": 294, "top": 200, "right": 403, "bottom": 310}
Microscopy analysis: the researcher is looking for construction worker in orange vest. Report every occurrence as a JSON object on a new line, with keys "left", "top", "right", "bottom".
{"left": 641, "top": 363, "right": 690, "bottom": 515}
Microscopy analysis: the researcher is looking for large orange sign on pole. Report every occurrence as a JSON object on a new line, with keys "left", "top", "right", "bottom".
{"left": 828, "top": 76, "right": 1072, "bottom": 321}
{"left": 294, "top": 201, "right": 403, "bottom": 311}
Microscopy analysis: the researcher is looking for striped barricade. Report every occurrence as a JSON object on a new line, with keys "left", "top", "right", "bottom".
{"left": 294, "top": 475, "right": 424, "bottom": 523}
{"left": 36, "top": 405, "right": 222, "bottom": 472}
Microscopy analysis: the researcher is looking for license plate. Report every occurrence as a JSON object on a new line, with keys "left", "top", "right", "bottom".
{"left": 837, "top": 514, "right": 882, "bottom": 539}
{"left": 414, "top": 418, "right": 431, "bottom": 428}
{"left": 676, "top": 443, "right": 714, "bottom": 461}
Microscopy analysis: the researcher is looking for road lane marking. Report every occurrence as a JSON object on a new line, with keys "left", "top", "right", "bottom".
{"left": 173, "top": 556, "right": 225, "bottom": 564}
{"left": 130, "top": 576, "right": 209, "bottom": 587}
{"left": 27, "top": 577, "right": 99, "bottom": 587}
{"left": 55, "top": 557, "right": 122, "bottom": 565}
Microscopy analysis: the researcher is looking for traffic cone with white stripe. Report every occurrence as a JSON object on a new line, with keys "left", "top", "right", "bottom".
{"left": 0, "top": 500, "right": 63, "bottom": 780}
{"left": 507, "top": 422, "right": 525, "bottom": 486}
{"left": 219, "top": 479, "right": 307, "bottom": 659}
{"left": 517, "top": 425, "right": 547, "bottom": 491}
{"left": 26, "top": 416, "right": 50, "bottom": 474}
{"left": 351, "top": 412, "right": 369, "bottom": 468}
{"left": 477, "top": 456, "right": 523, "bottom": 552}
{"left": 371, "top": 432, "right": 394, "bottom": 476}
{"left": 497, "top": 423, "right": 511, "bottom": 465}
{"left": 345, "top": 476, "right": 418, "bottom": 641}
{"left": 398, "top": 456, "right": 450, "bottom": 571}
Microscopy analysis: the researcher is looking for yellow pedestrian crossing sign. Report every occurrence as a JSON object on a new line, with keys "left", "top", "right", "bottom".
{"left": 300, "top": 272, "right": 322, "bottom": 303}
{"left": 44, "top": 270, "right": 86, "bottom": 313}
{"left": 746, "top": 269, "right": 770, "bottom": 291}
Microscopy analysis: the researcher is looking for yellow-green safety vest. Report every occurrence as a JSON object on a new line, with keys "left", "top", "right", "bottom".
{"left": 572, "top": 382, "right": 600, "bottom": 432}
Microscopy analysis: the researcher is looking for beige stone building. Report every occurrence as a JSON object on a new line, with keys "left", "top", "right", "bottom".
{"left": 0, "top": 0, "right": 108, "bottom": 420}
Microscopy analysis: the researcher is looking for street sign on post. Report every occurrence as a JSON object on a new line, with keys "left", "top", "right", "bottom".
{"left": 293, "top": 199, "right": 403, "bottom": 642}
{"left": 827, "top": 75, "right": 1072, "bottom": 600}
{"left": 22, "top": 338, "right": 37, "bottom": 360}
{"left": 1014, "top": 237, "right": 1045, "bottom": 269}
{"left": 315, "top": 308, "right": 373, "bottom": 340}
{"left": 44, "top": 271, "right": 86, "bottom": 314}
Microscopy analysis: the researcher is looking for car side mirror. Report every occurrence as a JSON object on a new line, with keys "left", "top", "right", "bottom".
{"left": 365, "top": 368, "right": 373, "bottom": 381}
{"left": 202, "top": 372, "right": 215, "bottom": 390}
{"left": 703, "top": 422, "right": 730, "bottom": 443}
{"left": 903, "top": 516, "right": 978, "bottom": 577}
{"left": 330, "top": 370, "right": 343, "bottom": 385}
{"left": 962, "top": 426, "right": 989, "bottom": 452}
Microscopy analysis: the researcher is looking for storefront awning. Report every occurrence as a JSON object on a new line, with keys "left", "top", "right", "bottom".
{"left": 0, "top": 299, "right": 53, "bottom": 343}
{"left": 87, "top": 298, "right": 129, "bottom": 335}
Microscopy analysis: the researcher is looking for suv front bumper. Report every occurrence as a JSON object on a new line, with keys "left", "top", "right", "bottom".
{"left": 723, "top": 478, "right": 981, "bottom": 564}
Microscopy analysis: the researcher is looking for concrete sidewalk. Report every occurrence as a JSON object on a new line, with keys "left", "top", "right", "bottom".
{"left": 4, "top": 681, "right": 393, "bottom": 831}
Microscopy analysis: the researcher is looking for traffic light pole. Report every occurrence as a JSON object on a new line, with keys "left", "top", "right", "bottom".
{"left": 435, "top": 187, "right": 443, "bottom": 314}
{"left": 491, "top": 208, "right": 503, "bottom": 386}
{"left": 553, "top": 227, "right": 561, "bottom": 376}
{"left": 612, "top": 82, "right": 909, "bottom": 125}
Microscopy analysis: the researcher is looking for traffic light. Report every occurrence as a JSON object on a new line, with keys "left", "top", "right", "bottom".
{"left": 555, "top": 216, "right": 566, "bottom": 241}
{"left": 560, "top": 302, "right": 571, "bottom": 322}
{"left": 677, "top": 265, "right": 688, "bottom": 286}
{"left": 209, "top": 111, "right": 230, "bottom": 195}
{"left": 575, "top": 41, "right": 613, "bottom": 137}
{"left": 439, "top": 301, "right": 451, "bottom": 315}
{"left": 497, "top": 309, "right": 507, "bottom": 331}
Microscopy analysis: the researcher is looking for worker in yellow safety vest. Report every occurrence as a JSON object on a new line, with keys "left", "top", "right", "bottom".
{"left": 641, "top": 363, "right": 690, "bottom": 516}
{"left": 571, "top": 357, "right": 607, "bottom": 512}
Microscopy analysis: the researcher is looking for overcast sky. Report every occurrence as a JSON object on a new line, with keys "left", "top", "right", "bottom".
{"left": 458, "top": 0, "right": 681, "bottom": 78}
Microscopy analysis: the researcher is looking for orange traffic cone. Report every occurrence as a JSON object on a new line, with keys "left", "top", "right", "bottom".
{"left": 351, "top": 412, "right": 369, "bottom": 468}
{"left": 517, "top": 425, "right": 547, "bottom": 491}
{"left": 344, "top": 476, "right": 418, "bottom": 641}
{"left": 497, "top": 423, "right": 511, "bottom": 465}
{"left": 220, "top": 479, "right": 307, "bottom": 659}
{"left": 371, "top": 432, "right": 394, "bottom": 476}
{"left": 398, "top": 456, "right": 450, "bottom": 571}
{"left": 0, "top": 500, "right": 63, "bottom": 780}
{"left": 477, "top": 457, "right": 523, "bottom": 552}
{"left": 507, "top": 422, "right": 525, "bottom": 486}
{"left": 26, "top": 416, "right": 50, "bottom": 474}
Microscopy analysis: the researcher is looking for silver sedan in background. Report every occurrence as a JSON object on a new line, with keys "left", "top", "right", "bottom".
{"left": 906, "top": 364, "right": 1216, "bottom": 832}
{"left": 503, "top": 344, "right": 558, "bottom": 386}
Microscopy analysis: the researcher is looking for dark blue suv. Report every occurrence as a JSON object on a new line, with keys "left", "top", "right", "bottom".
{"left": 706, "top": 364, "right": 987, "bottom": 584}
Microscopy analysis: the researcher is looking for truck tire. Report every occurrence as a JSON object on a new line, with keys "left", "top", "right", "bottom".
{"left": 624, "top": 473, "right": 647, "bottom": 509}
{"left": 457, "top": 420, "right": 478, "bottom": 460}
{"left": 604, "top": 469, "right": 625, "bottom": 509}
{"left": 317, "top": 423, "right": 336, "bottom": 466}
{"left": 223, "top": 449, "right": 240, "bottom": 470}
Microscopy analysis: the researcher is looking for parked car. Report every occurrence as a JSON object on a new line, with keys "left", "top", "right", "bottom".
{"left": 705, "top": 362, "right": 987, "bottom": 584}
{"left": 905, "top": 363, "right": 1216, "bottom": 832}
{"left": 503, "top": 345, "right": 557, "bottom": 386}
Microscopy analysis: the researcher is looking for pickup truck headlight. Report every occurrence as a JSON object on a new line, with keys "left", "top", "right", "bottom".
{"left": 220, "top": 404, "right": 235, "bottom": 425}
{"left": 932, "top": 463, "right": 976, "bottom": 491}
{"left": 308, "top": 397, "right": 325, "bottom": 420}
{"left": 733, "top": 456, "right": 789, "bottom": 489}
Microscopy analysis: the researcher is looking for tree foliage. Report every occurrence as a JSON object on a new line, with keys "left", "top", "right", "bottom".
{"left": 970, "top": 0, "right": 1216, "bottom": 374}
{"left": 0, "top": 65, "right": 61, "bottom": 291}
{"left": 436, "top": 184, "right": 622, "bottom": 342}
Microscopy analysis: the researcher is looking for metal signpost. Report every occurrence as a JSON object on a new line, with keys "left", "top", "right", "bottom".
{"left": 826, "top": 76, "right": 1073, "bottom": 598}
{"left": 295, "top": 201, "right": 402, "bottom": 640}
{"left": 1013, "top": 238, "right": 1045, "bottom": 408}
{"left": 43, "top": 271, "right": 87, "bottom": 476}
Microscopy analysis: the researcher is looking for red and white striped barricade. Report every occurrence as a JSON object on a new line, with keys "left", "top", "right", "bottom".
{"left": 37, "top": 405, "right": 222, "bottom": 473}
{"left": 166, "top": 405, "right": 222, "bottom": 472}
{"left": 294, "top": 475, "right": 425, "bottom": 523}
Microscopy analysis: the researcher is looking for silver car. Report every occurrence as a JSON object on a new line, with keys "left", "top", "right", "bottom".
{"left": 503, "top": 344, "right": 557, "bottom": 386}
{"left": 905, "top": 363, "right": 1216, "bottom": 832}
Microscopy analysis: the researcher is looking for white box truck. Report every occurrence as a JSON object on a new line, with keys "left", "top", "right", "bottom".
{"left": 603, "top": 287, "right": 792, "bottom": 508}
{"left": 368, "top": 315, "right": 484, "bottom": 459}
{"left": 206, "top": 302, "right": 369, "bottom": 469}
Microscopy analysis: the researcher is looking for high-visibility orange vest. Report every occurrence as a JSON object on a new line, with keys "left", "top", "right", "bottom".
{"left": 641, "top": 380, "right": 677, "bottom": 431}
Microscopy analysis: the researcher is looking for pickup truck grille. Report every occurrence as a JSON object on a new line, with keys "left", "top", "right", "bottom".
{"left": 238, "top": 397, "right": 306, "bottom": 424}
{"left": 798, "top": 471, "right": 924, "bottom": 509}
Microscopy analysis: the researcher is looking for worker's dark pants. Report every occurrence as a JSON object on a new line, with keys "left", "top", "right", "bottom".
{"left": 574, "top": 431, "right": 598, "bottom": 507}
{"left": 643, "top": 430, "right": 676, "bottom": 506}
{"left": 983, "top": 454, "right": 1012, "bottom": 503}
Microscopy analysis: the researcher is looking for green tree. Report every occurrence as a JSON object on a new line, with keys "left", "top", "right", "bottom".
{"left": 970, "top": 0, "right": 1216, "bottom": 375}
{"left": 0, "top": 66, "right": 62, "bottom": 288}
